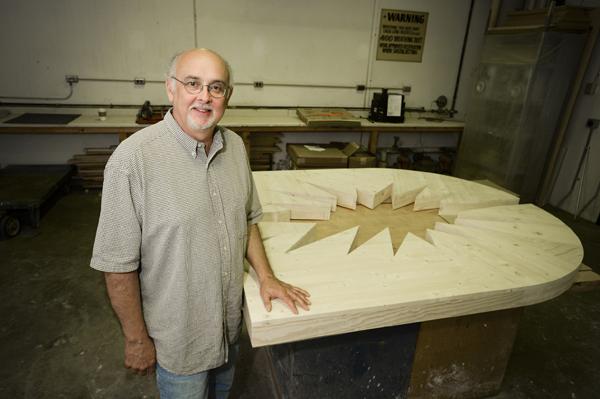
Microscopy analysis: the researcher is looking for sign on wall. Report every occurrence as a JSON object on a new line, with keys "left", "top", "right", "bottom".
{"left": 376, "top": 9, "right": 429, "bottom": 62}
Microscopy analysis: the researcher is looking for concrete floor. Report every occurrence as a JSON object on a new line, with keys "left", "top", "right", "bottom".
{"left": 0, "top": 190, "right": 598, "bottom": 399}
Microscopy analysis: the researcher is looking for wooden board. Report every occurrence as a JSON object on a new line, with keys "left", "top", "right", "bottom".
{"left": 570, "top": 264, "right": 600, "bottom": 292}
{"left": 408, "top": 308, "right": 522, "bottom": 399}
{"left": 254, "top": 171, "right": 336, "bottom": 220}
{"left": 244, "top": 169, "right": 583, "bottom": 347}
{"left": 69, "top": 145, "right": 114, "bottom": 188}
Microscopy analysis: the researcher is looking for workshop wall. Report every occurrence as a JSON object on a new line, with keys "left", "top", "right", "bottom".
{"left": 0, "top": 0, "right": 490, "bottom": 115}
{"left": 0, "top": 0, "right": 194, "bottom": 106}
{"left": 549, "top": 32, "right": 600, "bottom": 223}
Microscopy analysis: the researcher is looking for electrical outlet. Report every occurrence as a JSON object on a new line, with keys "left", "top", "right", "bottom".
{"left": 134, "top": 78, "right": 146, "bottom": 86}
{"left": 253, "top": 81, "right": 264, "bottom": 88}
{"left": 65, "top": 75, "right": 79, "bottom": 84}
{"left": 586, "top": 118, "right": 600, "bottom": 129}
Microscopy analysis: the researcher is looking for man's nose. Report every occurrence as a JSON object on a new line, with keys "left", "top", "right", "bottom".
{"left": 195, "top": 85, "right": 211, "bottom": 102}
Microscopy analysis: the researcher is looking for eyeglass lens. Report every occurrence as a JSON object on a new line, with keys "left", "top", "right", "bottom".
{"left": 173, "top": 77, "right": 227, "bottom": 98}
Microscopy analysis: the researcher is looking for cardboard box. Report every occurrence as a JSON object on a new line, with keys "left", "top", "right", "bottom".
{"left": 288, "top": 144, "right": 348, "bottom": 168}
{"left": 349, "top": 152, "right": 377, "bottom": 168}
{"left": 288, "top": 142, "right": 360, "bottom": 169}
{"left": 296, "top": 108, "right": 361, "bottom": 128}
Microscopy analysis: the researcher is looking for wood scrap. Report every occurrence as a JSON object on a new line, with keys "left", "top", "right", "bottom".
{"left": 69, "top": 145, "right": 115, "bottom": 189}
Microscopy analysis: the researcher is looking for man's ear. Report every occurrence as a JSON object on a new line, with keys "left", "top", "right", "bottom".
{"left": 225, "top": 86, "right": 234, "bottom": 103}
{"left": 165, "top": 79, "right": 175, "bottom": 103}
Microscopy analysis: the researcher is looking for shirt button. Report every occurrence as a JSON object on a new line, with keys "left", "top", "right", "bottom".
{"left": 192, "top": 151, "right": 196, "bottom": 157}
{"left": 223, "top": 245, "right": 227, "bottom": 250}
{"left": 212, "top": 192, "right": 217, "bottom": 196}
{"left": 218, "top": 220, "right": 223, "bottom": 224}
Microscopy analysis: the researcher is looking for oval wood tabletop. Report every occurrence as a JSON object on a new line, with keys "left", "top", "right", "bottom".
{"left": 243, "top": 169, "right": 583, "bottom": 347}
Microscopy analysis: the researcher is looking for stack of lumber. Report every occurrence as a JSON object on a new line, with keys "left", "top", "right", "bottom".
{"left": 243, "top": 169, "right": 584, "bottom": 347}
{"left": 69, "top": 146, "right": 115, "bottom": 189}
{"left": 248, "top": 133, "right": 282, "bottom": 171}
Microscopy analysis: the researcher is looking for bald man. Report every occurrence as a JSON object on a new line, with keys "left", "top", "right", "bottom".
{"left": 91, "top": 48, "right": 310, "bottom": 399}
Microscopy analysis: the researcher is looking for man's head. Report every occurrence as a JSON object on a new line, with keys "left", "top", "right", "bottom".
{"left": 166, "top": 48, "right": 233, "bottom": 141}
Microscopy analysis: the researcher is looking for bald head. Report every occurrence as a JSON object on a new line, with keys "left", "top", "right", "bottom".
{"left": 165, "top": 48, "right": 233, "bottom": 142}
{"left": 167, "top": 48, "right": 233, "bottom": 89}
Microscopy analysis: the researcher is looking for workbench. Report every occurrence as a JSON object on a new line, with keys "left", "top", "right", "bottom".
{"left": 0, "top": 107, "right": 464, "bottom": 155}
{"left": 244, "top": 168, "right": 584, "bottom": 399}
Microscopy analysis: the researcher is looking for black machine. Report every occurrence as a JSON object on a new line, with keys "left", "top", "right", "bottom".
{"left": 137, "top": 100, "right": 154, "bottom": 121}
{"left": 369, "top": 89, "right": 405, "bottom": 123}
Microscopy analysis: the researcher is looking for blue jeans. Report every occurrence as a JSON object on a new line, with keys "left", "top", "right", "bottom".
{"left": 156, "top": 344, "right": 239, "bottom": 399}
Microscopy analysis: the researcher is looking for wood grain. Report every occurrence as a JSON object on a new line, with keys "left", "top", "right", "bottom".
{"left": 244, "top": 169, "right": 583, "bottom": 347}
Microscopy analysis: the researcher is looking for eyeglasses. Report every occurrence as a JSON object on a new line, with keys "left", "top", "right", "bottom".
{"left": 170, "top": 76, "right": 229, "bottom": 98}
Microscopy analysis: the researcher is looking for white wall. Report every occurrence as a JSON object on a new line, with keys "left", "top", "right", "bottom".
{"left": 0, "top": 0, "right": 489, "bottom": 113}
{"left": 0, "top": 0, "right": 193, "bottom": 106}
{"left": 0, "top": 0, "right": 492, "bottom": 168}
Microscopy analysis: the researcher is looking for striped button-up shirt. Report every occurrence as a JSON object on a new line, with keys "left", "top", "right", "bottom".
{"left": 91, "top": 110, "right": 262, "bottom": 374}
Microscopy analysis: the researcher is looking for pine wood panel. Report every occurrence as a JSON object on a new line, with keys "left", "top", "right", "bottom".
{"left": 244, "top": 169, "right": 583, "bottom": 347}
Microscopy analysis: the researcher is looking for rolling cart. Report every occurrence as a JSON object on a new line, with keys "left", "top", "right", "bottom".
{"left": 0, "top": 165, "right": 73, "bottom": 239}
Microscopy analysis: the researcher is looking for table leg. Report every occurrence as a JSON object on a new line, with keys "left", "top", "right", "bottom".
{"left": 408, "top": 308, "right": 523, "bottom": 399}
{"left": 264, "top": 323, "right": 419, "bottom": 399}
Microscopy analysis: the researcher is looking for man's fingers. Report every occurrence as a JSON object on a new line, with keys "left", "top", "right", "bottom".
{"left": 281, "top": 295, "right": 299, "bottom": 314}
{"left": 293, "top": 286, "right": 311, "bottom": 297}
{"left": 260, "top": 280, "right": 311, "bottom": 314}
{"left": 261, "top": 292, "right": 273, "bottom": 312}
{"left": 125, "top": 363, "right": 150, "bottom": 375}
{"left": 282, "top": 289, "right": 310, "bottom": 312}
{"left": 296, "top": 298, "right": 310, "bottom": 311}
{"left": 291, "top": 289, "right": 311, "bottom": 305}
{"left": 288, "top": 290, "right": 310, "bottom": 310}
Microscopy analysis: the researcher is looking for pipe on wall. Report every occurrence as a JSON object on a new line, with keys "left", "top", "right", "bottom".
{"left": 449, "top": 0, "right": 475, "bottom": 117}
{"left": 0, "top": 83, "right": 74, "bottom": 101}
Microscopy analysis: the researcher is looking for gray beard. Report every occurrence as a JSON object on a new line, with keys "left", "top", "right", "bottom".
{"left": 187, "top": 112, "right": 216, "bottom": 131}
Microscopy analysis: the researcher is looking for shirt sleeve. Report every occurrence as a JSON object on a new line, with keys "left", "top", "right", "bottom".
{"left": 247, "top": 172, "right": 263, "bottom": 225}
{"left": 90, "top": 163, "right": 142, "bottom": 273}
{"left": 242, "top": 142, "right": 262, "bottom": 225}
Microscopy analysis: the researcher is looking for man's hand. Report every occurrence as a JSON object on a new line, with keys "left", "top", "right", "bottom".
{"left": 259, "top": 275, "right": 311, "bottom": 314}
{"left": 124, "top": 335, "right": 156, "bottom": 375}
{"left": 247, "top": 223, "right": 311, "bottom": 314}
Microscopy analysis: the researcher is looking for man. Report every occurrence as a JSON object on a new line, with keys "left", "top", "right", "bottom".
{"left": 90, "top": 48, "right": 310, "bottom": 398}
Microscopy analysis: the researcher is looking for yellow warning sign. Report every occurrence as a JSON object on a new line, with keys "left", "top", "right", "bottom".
{"left": 376, "top": 9, "right": 429, "bottom": 62}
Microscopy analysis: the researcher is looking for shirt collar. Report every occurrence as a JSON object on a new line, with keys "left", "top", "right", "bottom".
{"left": 165, "top": 109, "right": 224, "bottom": 159}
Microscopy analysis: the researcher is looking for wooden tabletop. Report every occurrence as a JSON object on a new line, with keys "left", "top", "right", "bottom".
{"left": 243, "top": 168, "right": 583, "bottom": 347}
